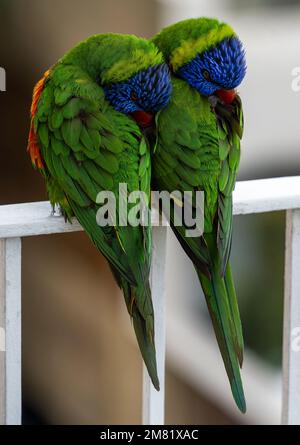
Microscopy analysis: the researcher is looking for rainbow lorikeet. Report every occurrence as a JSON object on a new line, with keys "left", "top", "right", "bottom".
{"left": 152, "top": 18, "right": 247, "bottom": 411}
{"left": 28, "top": 34, "right": 172, "bottom": 390}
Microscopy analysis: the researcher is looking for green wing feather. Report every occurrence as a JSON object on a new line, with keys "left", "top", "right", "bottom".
{"left": 34, "top": 63, "right": 159, "bottom": 390}
{"left": 216, "top": 95, "right": 243, "bottom": 275}
{"left": 154, "top": 78, "right": 245, "bottom": 410}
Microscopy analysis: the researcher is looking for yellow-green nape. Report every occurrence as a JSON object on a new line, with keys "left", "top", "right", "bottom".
{"left": 152, "top": 18, "right": 236, "bottom": 72}
{"left": 100, "top": 35, "right": 164, "bottom": 84}
{"left": 61, "top": 33, "right": 164, "bottom": 85}
{"left": 103, "top": 46, "right": 163, "bottom": 84}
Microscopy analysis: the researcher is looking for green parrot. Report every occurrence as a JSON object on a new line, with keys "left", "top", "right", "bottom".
{"left": 152, "top": 18, "right": 247, "bottom": 411}
{"left": 28, "top": 34, "right": 172, "bottom": 390}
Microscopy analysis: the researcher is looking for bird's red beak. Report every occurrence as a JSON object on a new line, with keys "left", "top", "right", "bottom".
{"left": 130, "top": 110, "right": 154, "bottom": 128}
{"left": 215, "top": 89, "right": 236, "bottom": 105}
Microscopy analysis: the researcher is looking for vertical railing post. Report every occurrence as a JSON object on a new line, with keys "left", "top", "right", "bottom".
{"left": 142, "top": 226, "right": 168, "bottom": 425}
{"left": 282, "top": 209, "right": 300, "bottom": 424}
{"left": 0, "top": 238, "right": 22, "bottom": 425}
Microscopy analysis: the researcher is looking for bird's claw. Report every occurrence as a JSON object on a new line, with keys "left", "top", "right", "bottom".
{"left": 50, "top": 204, "right": 63, "bottom": 218}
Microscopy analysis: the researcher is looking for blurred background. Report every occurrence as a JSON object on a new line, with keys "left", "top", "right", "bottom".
{"left": 0, "top": 0, "right": 299, "bottom": 425}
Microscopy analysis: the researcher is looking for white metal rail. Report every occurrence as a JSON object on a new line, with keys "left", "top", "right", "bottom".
{"left": 0, "top": 176, "right": 300, "bottom": 425}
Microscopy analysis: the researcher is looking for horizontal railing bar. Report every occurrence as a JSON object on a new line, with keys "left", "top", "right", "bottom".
{"left": 233, "top": 176, "right": 300, "bottom": 215}
{"left": 0, "top": 177, "right": 300, "bottom": 238}
{"left": 0, "top": 201, "right": 82, "bottom": 239}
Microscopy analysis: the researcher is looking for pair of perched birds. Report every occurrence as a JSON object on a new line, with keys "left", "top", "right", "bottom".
{"left": 28, "top": 18, "right": 247, "bottom": 412}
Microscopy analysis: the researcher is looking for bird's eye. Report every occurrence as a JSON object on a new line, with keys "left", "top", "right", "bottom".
{"left": 202, "top": 70, "right": 211, "bottom": 81}
{"left": 131, "top": 91, "right": 139, "bottom": 101}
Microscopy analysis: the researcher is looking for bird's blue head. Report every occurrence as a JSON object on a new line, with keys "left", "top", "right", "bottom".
{"left": 104, "top": 63, "right": 172, "bottom": 127}
{"left": 178, "top": 36, "right": 246, "bottom": 104}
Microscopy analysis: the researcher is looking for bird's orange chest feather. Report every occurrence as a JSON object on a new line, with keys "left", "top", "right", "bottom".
{"left": 27, "top": 70, "right": 50, "bottom": 169}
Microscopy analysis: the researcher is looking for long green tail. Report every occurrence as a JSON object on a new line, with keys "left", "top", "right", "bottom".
{"left": 224, "top": 263, "right": 244, "bottom": 367}
{"left": 121, "top": 279, "right": 160, "bottom": 391}
{"left": 70, "top": 203, "right": 159, "bottom": 390}
{"left": 198, "top": 236, "right": 246, "bottom": 412}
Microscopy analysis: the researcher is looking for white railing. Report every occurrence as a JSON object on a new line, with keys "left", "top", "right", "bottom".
{"left": 0, "top": 176, "right": 300, "bottom": 425}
